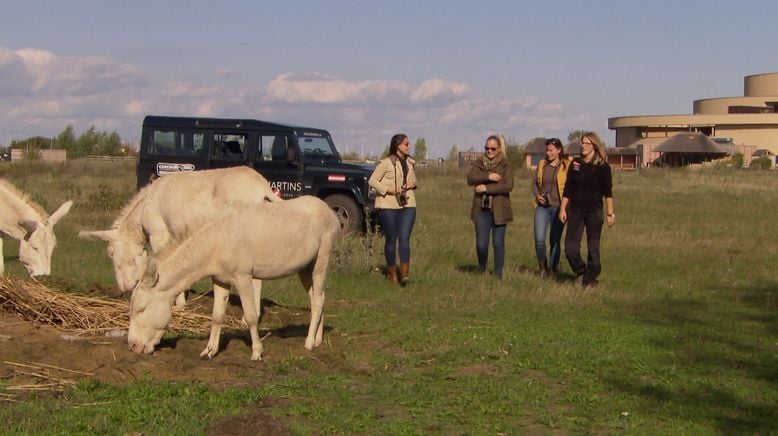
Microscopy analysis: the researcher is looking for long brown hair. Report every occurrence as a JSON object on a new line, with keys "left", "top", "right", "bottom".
{"left": 388, "top": 134, "right": 408, "bottom": 156}
{"left": 581, "top": 131, "right": 607, "bottom": 165}
{"left": 545, "top": 137, "right": 566, "bottom": 162}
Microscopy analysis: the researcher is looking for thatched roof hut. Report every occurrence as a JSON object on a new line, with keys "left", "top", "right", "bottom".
{"left": 524, "top": 137, "right": 547, "bottom": 168}
{"left": 654, "top": 132, "right": 728, "bottom": 166}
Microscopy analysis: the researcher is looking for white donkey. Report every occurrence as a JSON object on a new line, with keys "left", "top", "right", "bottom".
{"left": 79, "top": 166, "right": 280, "bottom": 306}
{"left": 127, "top": 195, "right": 340, "bottom": 361}
{"left": 0, "top": 179, "right": 73, "bottom": 277}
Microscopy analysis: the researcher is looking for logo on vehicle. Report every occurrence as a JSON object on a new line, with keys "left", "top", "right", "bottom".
{"left": 269, "top": 181, "right": 303, "bottom": 192}
{"left": 157, "top": 162, "right": 195, "bottom": 175}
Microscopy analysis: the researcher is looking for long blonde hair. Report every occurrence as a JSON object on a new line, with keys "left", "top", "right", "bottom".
{"left": 581, "top": 131, "right": 607, "bottom": 165}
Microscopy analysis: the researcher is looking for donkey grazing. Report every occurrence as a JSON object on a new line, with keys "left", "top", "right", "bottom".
{"left": 127, "top": 195, "right": 340, "bottom": 361}
{"left": 0, "top": 179, "right": 73, "bottom": 277}
{"left": 79, "top": 166, "right": 280, "bottom": 306}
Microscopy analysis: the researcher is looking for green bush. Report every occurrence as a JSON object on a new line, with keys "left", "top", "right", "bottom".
{"left": 749, "top": 156, "right": 773, "bottom": 170}
{"left": 731, "top": 152, "right": 744, "bottom": 168}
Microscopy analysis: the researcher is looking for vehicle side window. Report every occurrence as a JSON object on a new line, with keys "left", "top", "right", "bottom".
{"left": 212, "top": 133, "right": 247, "bottom": 160}
{"left": 149, "top": 130, "right": 205, "bottom": 156}
{"left": 258, "top": 135, "right": 291, "bottom": 162}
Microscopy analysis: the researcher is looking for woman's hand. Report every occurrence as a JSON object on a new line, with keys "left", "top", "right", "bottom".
{"left": 488, "top": 173, "right": 502, "bottom": 182}
{"left": 606, "top": 214, "right": 616, "bottom": 228}
{"left": 559, "top": 209, "right": 567, "bottom": 224}
{"left": 536, "top": 194, "right": 547, "bottom": 205}
{"left": 475, "top": 184, "right": 487, "bottom": 193}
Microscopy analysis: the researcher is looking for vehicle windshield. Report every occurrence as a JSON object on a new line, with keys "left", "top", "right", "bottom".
{"left": 300, "top": 136, "right": 337, "bottom": 157}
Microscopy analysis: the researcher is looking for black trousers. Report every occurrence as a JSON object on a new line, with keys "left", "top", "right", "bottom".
{"left": 564, "top": 208, "right": 604, "bottom": 283}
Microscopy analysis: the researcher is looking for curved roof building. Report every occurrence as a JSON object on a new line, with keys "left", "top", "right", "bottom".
{"left": 608, "top": 73, "right": 778, "bottom": 155}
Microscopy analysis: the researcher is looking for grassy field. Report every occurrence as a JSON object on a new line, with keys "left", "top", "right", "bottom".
{"left": 1, "top": 160, "right": 777, "bottom": 434}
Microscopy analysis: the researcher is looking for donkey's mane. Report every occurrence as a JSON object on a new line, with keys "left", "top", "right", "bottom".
{"left": 111, "top": 183, "right": 153, "bottom": 229}
{"left": 0, "top": 178, "right": 48, "bottom": 219}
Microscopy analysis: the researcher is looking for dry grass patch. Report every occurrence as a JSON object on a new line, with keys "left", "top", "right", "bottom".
{"left": 0, "top": 276, "right": 243, "bottom": 336}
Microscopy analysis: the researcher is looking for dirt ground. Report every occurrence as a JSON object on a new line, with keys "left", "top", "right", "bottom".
{"left": 0, "top": 294, "right": 362, "bottom": 434}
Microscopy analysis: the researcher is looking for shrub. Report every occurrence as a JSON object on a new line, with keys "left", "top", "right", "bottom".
{"left": 749, "top": 156, "right": 773, "bottom": 170}
{"left": 731, "top": 152, "right": 744, "bottom": 168}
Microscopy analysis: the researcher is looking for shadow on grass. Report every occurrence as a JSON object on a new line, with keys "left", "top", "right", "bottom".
{"left": 454, "top": 264, "right": 484, "bottom": 275}
{"left": 601, "top": 282, "right": 778, "bottom": 432}
{"left": 603, "top": 375, "right": 777, "bottom": 433}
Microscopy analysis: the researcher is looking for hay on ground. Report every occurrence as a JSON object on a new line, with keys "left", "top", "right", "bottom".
{"left": 0, "top": 276, "right": 243, "bottom": 335}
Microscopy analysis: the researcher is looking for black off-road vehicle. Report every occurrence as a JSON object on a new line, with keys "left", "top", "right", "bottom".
{"left": 136, "top": 115, "right": 375, "bottom": 231}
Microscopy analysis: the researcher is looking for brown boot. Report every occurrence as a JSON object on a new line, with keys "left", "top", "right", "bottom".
{"left": 386, "top": 266, "right": 398, "bottom": 284}
{"left": 399, "top": 262, "right": 410, "bottom": 286}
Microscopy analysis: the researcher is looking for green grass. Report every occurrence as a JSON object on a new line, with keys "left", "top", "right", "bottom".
{"left": 1, "top": 161, "right": 777, "bottom": 434}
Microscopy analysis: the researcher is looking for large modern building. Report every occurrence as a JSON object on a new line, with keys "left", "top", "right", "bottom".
{"left": 609, "top": 72, "right": 778, "bottom": 166}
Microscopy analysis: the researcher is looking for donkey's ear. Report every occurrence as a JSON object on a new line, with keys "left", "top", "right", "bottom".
{"left": 48, "top": 200, "right": 73, "bottom": 227}
{"left": 78, "top": 229, "right": 118, "bottom": 242}
{"left": 140, "top": 258, "right": 159, "bottom": 288}
{"left": 19, "top": 220, "right": 39, "bottom": 237}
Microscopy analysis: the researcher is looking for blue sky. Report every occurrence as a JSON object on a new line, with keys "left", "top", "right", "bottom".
{"left": 2, "top": 0, "right": 777, "bottom": 157}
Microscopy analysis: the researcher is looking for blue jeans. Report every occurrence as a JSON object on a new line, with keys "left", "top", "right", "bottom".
{"left": 378, "top": 207, "right": 416, "bottom": 266}
{"left": 474, "top": 210, "right": 506, "bottom": 278}
{"left": 534, "top": 206, "right": 565, "bottom": 271}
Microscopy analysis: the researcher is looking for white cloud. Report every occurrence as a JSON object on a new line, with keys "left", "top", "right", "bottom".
{"left": 0, "top": 47, "right": 146, "bottom": 98}
{"left": 409, "top": 78, "right": 470, "bottom": 103}
{"left": 264, "top": 72, "right": 411, "bottom": 104}
{"left": 0, "top": 47, "right": 595, "bottom": 156}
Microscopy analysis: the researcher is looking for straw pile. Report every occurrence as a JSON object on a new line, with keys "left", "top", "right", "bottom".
{"left": 0, "top": 276, "right": 243, "bottom": 335}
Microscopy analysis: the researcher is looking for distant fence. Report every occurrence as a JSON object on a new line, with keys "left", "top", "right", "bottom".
{"left": 83, "top": 155, "right": 136, "bottom": 162}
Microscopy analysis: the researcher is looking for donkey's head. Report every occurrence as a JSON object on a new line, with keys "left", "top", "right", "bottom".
{"left": 78, "top": 228, "right": 147, "bottom": 292}
{"left": 18, "top": 200, "right": 73, "bottom": 277}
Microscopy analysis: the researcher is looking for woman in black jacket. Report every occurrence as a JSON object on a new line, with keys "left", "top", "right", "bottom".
{"left": 559, "top": 131, "right": 615, "bottom": 287}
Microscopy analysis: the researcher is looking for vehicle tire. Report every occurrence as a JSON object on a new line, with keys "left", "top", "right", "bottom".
{"left": 323, "top": 194, "right": 363, "bottom": 233}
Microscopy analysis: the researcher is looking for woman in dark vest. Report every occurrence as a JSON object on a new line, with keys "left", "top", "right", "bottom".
{"left": 532, "top": 138, "right": 570, "bottom": 279}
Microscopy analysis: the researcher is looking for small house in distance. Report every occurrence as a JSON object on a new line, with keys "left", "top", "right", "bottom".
{"left": 606, "top": 148, "right": 639, "bottom": 169}
{"left": 653, "top": 132, "right": 728, "bottom": 167}
{"left": 524, "top": 137, "right": 546, "bottom": 168}
{"left": 458, "top": 150, "right": 482, "bottom": 168}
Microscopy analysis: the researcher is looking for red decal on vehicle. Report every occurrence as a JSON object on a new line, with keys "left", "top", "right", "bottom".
{"left": 328, "top": 175, "right": 346, "bottom": 182}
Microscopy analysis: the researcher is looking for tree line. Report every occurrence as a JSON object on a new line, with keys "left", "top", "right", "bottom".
{"left": 2, "top": 124, "right": 135, "bottom": 159}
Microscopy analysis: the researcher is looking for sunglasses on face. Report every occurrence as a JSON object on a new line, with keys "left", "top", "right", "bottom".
{"left": 484, "top": 147, "right": 498, "bottom": 151}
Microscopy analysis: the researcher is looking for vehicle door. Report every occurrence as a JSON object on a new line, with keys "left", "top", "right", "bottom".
{"left": 252, "top": 133, "right": 304, "bottom": 199}
{"left": 137, "top": 128, "right": 208, "bottom": 189}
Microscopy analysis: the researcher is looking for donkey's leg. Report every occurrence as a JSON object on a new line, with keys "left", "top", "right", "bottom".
{"left": 241, "top": 279, "right": 263, "bottom": 327}
{"left": 235, "top": 276, "right": 263, "bottom": 361}
{"left": 200, "top": 279, "right": 229, "bottom": 359}
{"left": 0, "top": 238, "right": 4, "bottom": 275}
{"left": 300, "top": 262, "right": 325, "bottom": 350}
{"left": 252, "top": 279, "right": 263, "bottom": 323}
{"left": 311, "top": 257, "right": 329, "bottom": 347}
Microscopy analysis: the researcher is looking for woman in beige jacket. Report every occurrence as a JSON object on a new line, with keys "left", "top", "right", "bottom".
{"left": 368, "top": 134, "right": 418, "bottom": 286}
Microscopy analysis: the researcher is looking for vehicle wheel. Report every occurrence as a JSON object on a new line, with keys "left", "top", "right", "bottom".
{"left": 323, "top": 194, "right": 363, "bottom": 232}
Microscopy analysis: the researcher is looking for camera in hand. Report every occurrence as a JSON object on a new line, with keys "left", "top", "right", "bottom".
{"left": 540, "top": 191, "right": 550, "bottom": 207}
{"left": 396, "top": 191, "right": 408, "bottom": 207}
{"left": 480, "top": 194, "right": 493, "bottom": 210}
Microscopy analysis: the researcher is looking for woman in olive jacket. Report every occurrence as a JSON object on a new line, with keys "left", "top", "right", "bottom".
{"left": 369, "top": 133, "right": 418, "bottom": 286}
{"left": 467, "top": 135, "right": 514, "bottom": 279}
